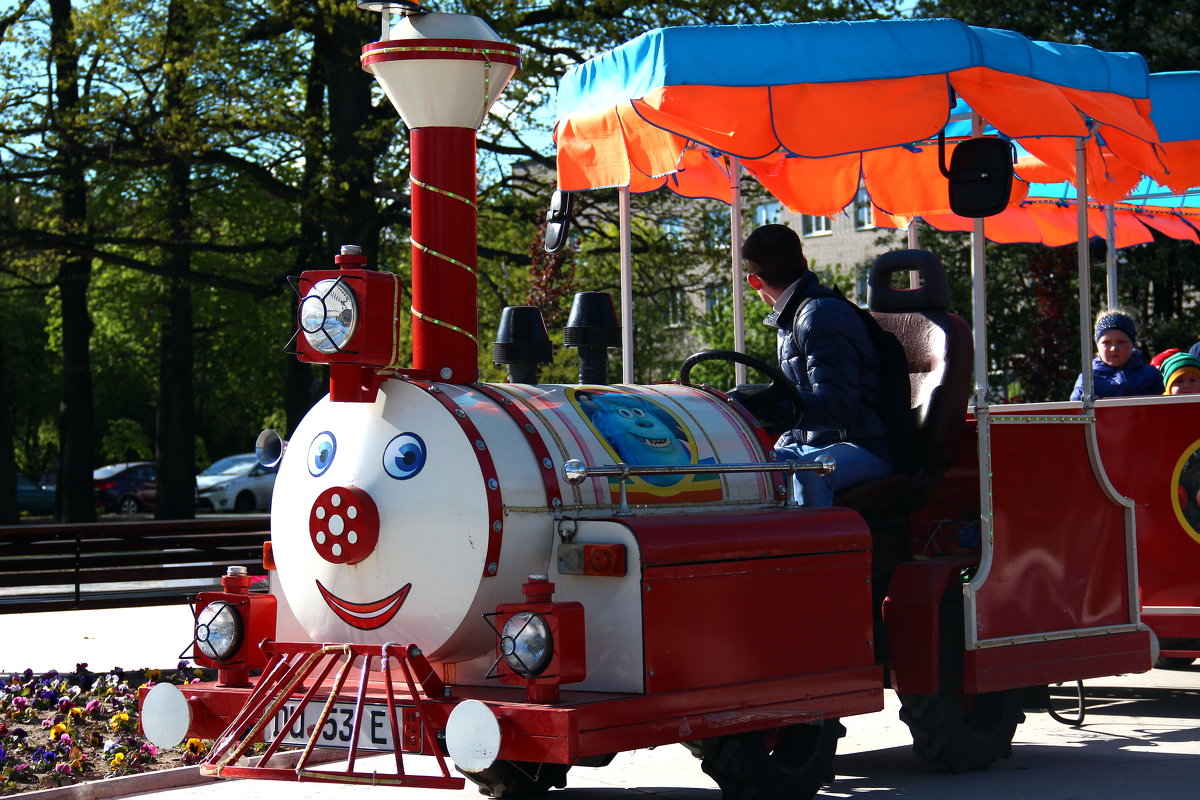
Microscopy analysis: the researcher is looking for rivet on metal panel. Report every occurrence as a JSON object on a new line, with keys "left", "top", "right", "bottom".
{"left": 542, "top": 457, "right": 552, "bottom": 469}
{"left": 439, "top": 367, "right": 453, "bottom": 379}
{"left": 476, "top": 440, "right": 486, "bottom": 450}
{"left": 428, "top": 386, "right": 440, "bottom": 393}
{"left": 524, "top": 424, "right": 536, "bottom": 433}
{"left": 488, "top": 478, "right": 498, "bottom": 490}
{"left": 644, "top": 585, "right": 651, "bottom": 593}
{"left": 551, "top": 497, "right": 562, "bottom": 508}
{"left": 455, "top": 408, "right": 466, "bottom": 418}
{"left": 492, "top": 520, "right": 502, "bottom": 532}
{"left": 487, "top": 562, "right": 498, "bottom": 575}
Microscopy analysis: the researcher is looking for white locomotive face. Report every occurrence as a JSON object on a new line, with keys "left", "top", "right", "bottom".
{"left": 270, "top": 380, "right": 520, "bottom": 660}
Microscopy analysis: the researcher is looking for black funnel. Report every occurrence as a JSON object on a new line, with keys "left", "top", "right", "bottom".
{"left": 493, "top": 306, "right": 553, "bottom": 384}
{"left": 562, "top": 292, "right": 620, "bottom": 385}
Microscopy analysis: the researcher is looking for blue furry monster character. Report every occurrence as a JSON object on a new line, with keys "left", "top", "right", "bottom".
{"left": 578, "top": 392, "right": 691, "bottom": 486}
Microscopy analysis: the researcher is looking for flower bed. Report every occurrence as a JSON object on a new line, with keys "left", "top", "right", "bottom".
{"left": 0, "top": 663, "right": 215, "bottom": 795}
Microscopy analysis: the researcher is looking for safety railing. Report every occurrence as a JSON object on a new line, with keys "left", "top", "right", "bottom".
{"left": 0, "top": 517, "right": 269, "bottom": 613}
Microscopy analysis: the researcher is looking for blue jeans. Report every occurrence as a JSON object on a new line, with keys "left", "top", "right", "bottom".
{"left": 774, "top": 442, "right": 893, "bottom": 508}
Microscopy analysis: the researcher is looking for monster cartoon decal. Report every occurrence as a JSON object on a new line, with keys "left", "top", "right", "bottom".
{"left": 1171, "top": 440, "right": 1200, "bottom": 543}
{"left": 570, "top": 388, "right": 722, "bottom": 503}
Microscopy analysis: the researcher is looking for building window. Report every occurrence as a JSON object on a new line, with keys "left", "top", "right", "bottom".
{"left": 665, "top": 288, "right": 689, "bottom": 328}
{"left": 754, "top": 201, "right": 781, "bottom": 227}
{"left": 853, "top": 188, "right": 874, "bottom": 230}
{"left": 705, "top": 284, "right": 731, "bottom": 315}
{"left": 801, "top": 214, "right": 831, "bottom": 237}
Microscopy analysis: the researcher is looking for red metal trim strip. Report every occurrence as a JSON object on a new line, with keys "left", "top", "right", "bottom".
{"left": 411, "top": 381, "right": 504, "bottom": 577}
{"left": 473, "top": 383, "right": 563, "bottom": 512}
{"left": 361, "top": 38, "right": 521, "bottom": 68}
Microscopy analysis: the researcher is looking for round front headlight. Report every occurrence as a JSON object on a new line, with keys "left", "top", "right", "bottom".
{"left": 500, "top": 612, "right": 552, "bottom": 677}
{"left": 195, "top": 601, "right": 243, "bottom": 662}
{"left": 300, "top": 278, "right": 358, "bottom": 354}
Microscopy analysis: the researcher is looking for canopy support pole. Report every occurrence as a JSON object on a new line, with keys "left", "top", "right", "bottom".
{"left": 907, "top": 218, "right": 921, "bottom": 287}
{"left": 1077, "top": 136, "right": 1095, "bottom": 407}
{"left": 730, "top": 157, "right": 747, "bottom": 386}
{"left": 619, "top": 185, "right": 634, "bottom": 383}
{"left": 967, "top": 112, "right": 993, "bottom": 650}
{"left": 1105, "top": 204, "right": 1117, "bottom": 310}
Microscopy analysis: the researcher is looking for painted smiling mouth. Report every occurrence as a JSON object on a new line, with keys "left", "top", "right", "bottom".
{"left": 316, "top": 581, "right": 411, "bottom": 630}
{"left": 635, "top": 435, "right": 672, "bottom": 448}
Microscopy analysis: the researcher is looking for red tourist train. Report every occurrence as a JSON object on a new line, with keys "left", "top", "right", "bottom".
{"left": 137, "top": 6, "right": 1200, "bottom": 799}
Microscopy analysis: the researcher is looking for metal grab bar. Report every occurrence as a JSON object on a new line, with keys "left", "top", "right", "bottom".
{"left": 562, "top": 456, "right": 835, "bottom": 513}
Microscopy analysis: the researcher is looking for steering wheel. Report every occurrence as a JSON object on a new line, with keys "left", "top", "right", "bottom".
{"left": 678, "top": 350, "right": 804, "bottom": 435}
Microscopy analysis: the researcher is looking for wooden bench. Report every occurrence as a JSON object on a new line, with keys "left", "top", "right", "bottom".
{"left": 0, "top": 517, "right": 270, "bottom": 613}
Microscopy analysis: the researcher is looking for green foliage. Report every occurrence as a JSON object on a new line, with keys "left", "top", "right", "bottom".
{"left": 100, "top": 418, "right": 151, "bottom": 463}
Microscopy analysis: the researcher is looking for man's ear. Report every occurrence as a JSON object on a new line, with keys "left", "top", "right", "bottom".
{"left": 747, "top": 273, "right": 763, "bottom": 290}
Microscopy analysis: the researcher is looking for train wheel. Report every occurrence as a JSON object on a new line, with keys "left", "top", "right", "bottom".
{"left": 1155, "top": 656, "right": 1195, "bottom": 670}
{"left": 897, "top": 593, "right": 1024, "bottom": 773}
{"left": 460, "top": 761, "right": 569, "bottom": 798}
{"left": 698, "top": 719, "right": 845, "bottom": 800}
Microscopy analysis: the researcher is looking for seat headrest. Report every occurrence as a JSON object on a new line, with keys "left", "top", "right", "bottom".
{"left": 867, "top": 250, "right": 951, "bottom": 313}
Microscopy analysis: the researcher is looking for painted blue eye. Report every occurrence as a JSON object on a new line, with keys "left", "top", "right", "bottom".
{"left": 308, "top": 431, "right": 337, "bottom": 477}
{"left": 383, "top": 433, "right": 426, "bottom": 480}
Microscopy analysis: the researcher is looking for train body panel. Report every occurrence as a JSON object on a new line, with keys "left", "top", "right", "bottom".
{"left": 271, "top": 378, "right": 777, "bottom": 668}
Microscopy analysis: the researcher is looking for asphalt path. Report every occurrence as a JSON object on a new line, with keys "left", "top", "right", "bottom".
{"left": 114, "top": 667, "right": 1200, "bottom": 800}
{"left": 5, "top": 606, "right": 1199, "bottom": 799}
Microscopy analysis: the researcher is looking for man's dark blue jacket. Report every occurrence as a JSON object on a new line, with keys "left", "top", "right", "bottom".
{"left": 764, "top": 270, "right": 890, "bottom": 460}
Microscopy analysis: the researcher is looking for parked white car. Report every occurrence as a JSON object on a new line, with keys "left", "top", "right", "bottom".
{"left": 195, "top": 454, "right": 277, "bottom": 512}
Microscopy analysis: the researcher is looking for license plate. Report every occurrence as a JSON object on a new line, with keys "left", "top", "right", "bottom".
{"left": 263, "top": 700, "right": 423, "bottom": 752}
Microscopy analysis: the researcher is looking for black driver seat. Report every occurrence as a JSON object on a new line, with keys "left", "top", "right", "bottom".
{"left": 832, "top": 249, "right": 973, "bottom": 518}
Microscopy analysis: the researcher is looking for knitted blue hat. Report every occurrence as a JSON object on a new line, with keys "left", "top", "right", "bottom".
{"left": 1094, "top": 311, "right": 1136, "bottom": 344}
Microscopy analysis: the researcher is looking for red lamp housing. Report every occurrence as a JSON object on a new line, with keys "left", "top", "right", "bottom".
{"left": 493, "top": 576, "right": 586, "bottom": 703}
{"left": 294, "top": 249, "right": 405, "bottom": 402}
{"left": 192, "top": 569, "right": 277, "bottom": 688}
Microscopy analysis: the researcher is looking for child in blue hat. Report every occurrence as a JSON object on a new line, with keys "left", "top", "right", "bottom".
{"left": 1070, "top": 310, "right": 1163, "bottom": 400}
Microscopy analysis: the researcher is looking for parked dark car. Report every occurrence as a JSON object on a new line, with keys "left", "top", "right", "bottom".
{"left": 16, "top": 472, "right": 55, "bottom": 515}
{"left": 93, "top": 462, "right": 157, "bottom": 514}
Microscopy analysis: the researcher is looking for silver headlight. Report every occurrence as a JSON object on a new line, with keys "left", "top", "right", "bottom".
{"left": 195, "top": 601, "right": 242, "bottom": 662}
{"left": 500, "top": 612, "right": 552, "bottom": 677}
{"left": 300, "top": 278, "right": 358, "bottom": 354}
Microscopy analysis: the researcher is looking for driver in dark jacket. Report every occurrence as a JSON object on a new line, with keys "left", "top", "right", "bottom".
{"left": 739, "top": 224, "right": 892, "bottom": 507}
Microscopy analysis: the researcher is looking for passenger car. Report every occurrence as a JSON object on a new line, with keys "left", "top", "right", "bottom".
{"left": 16, "top": 472, "right": 55, "bottom": 515}
{"left": 93, "top": 462, "right": 157, "bottom": 514}
{"left": 195, "top": 454, "right": 277, "bottom": 512}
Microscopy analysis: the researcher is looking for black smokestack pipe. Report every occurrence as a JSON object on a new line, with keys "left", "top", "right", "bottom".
{"left": 563, "top": 291, "right": 620, "bottom": 385}
{"left": 493, "top": 306, "right": 553, "bottom": 385}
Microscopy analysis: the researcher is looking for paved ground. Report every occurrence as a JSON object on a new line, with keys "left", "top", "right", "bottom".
{"left": 123, "top": 668, "right": 1196, "bottom": 800}
{"left": 5, "top": 607, "right": 1199, "bottom": 799}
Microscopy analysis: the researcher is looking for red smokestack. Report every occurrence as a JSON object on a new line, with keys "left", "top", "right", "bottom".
{"left": 360, "top": 7, "right": 520, "bottom": 382}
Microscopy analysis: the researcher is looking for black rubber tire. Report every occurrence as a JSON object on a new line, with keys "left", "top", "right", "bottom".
{"left": 1155, "top": 656, "right": 1195, "bottom": 670}
{"left": 234, "top": 491, "right": 256, "bottom": 513}
{"left": 897, "top": 591, "right": 1025, "bottom": 773}
{"left": 119, "top": 496, "right": 140, "bottom": 515}
{"left": 460, "top": 761, "right": 569, "bottom": 798}
{"left": 698, "top": 719, "right": 845, "bottom": 800}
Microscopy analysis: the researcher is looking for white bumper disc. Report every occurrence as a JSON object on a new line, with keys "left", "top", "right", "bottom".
{"left": 140, "top": 682, "right": 192, "bottom": 748}
{"left": 445, "top": 698, "right": 502, "bottom": 773}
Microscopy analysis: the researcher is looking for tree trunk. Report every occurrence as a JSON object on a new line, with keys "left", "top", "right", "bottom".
{"left": 50, "top": 0, "right": 96, "bottom": 523}
{"left": 285, "top": 46, "right": 327, "bottom": 437}
{"left": 0, "top": 318, "right": 16, "bottom": 525}
{"left": 155, "top": 0, "right": 196, "bottom": 519}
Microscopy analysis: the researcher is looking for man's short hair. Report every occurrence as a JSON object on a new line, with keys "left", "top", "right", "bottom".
{"left": 742, "top": 224, "right": 808, "bottom": 289}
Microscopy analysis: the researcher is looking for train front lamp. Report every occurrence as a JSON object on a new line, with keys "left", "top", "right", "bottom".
{"left": 195, "top": 601, "right": 242, "bottom": 662}
{"left": 300, "top": 278, "right": 360, "bottom": 354}
{"left": 500, "top": 612, "right": 553, "bottom": 677}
